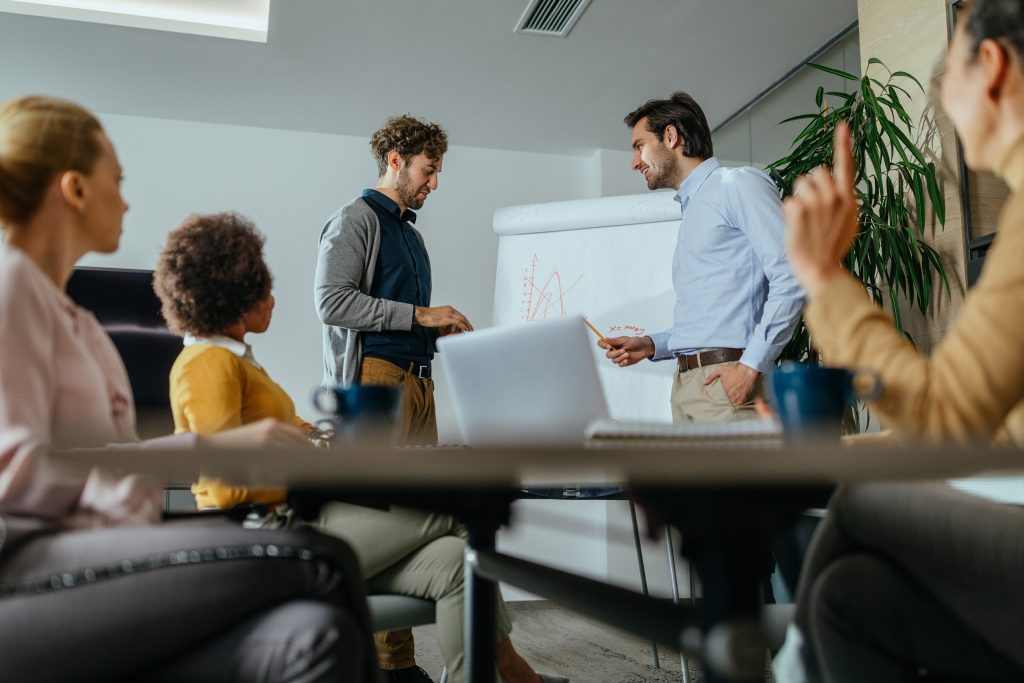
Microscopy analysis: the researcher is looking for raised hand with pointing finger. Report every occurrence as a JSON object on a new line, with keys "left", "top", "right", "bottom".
{"left": 782, "top": 121, "right": 860, "bottom": 297}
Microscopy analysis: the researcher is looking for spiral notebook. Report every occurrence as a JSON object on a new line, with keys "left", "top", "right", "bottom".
{"left": 584, "top": 417, "right": 783, "bottom": 446}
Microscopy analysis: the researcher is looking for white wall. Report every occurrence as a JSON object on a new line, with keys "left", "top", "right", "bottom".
{"left": 715, "top": 31, "right": 862, "bottom": 167}
{"left": 82, "top": 112, "right": 595, "bottom": 443}
{"left": 579, "top": 32, "right": 860, "bottom": 207}
{"left": 589, "top": 147, "right": 645, "bottom": 197}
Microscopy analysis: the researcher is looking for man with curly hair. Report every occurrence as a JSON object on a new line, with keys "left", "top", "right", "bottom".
{"left": 314, "top": 115, "right": 472, "bottom": 682}
{"left": 315, "top": 114, "right": 471, "bottom": 448}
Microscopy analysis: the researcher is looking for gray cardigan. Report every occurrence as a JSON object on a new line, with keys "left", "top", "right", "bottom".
{"left": 314, "top": 197, "right": 430, "bottom": 387}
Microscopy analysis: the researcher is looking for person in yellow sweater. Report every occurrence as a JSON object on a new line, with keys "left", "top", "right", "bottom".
{"left": 772, "top": 2, "right": 1024, "bottom": 681}
{"left": 169, "top": 337, "right": 312, "bottom": 508}
{"left": 154, "top": 212, "right": 567, "bottom": 683}
{"left": 167, "top": 295, "right": 318, "bottom": 508}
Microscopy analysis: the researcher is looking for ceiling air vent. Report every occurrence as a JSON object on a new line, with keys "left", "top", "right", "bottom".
{"left": 514, "top": 0, "right": 592, "bottom": 38}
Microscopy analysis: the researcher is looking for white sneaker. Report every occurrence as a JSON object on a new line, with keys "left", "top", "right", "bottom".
{"left": 772, "top": 623, "right": 811, "bottom": 683}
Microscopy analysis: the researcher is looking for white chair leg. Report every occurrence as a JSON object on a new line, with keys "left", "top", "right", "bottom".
{"left": 663, "top": 527, "right": 691, "bottom": 683}
{"left": 439, "top": 665, "right": 448, "bottom": 683}
{"left": 629, "top": 500, "right": 660, "bottom": 669}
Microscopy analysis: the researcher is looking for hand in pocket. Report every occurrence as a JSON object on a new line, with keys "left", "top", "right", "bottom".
{"left": 704, "top": 363, "right": 759, "bottom": 405}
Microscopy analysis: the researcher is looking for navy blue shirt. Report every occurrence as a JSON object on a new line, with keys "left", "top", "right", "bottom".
{"left": 360, "top": 189, "right": 435, "bottom": 367}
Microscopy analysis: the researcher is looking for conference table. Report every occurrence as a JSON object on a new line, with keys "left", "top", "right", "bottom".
{"left": 56, "top": 440, "right": 1024, "bottom": 683}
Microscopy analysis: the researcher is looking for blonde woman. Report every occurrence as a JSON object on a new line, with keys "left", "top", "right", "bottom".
{"left": 0, "top": 95, "right": 377, "bottom": 682}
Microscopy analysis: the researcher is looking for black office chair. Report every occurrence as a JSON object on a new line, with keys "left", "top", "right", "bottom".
{"left": 66, "top": 266, "right": 191, "bottom": 511}
{"left": 66, "top": 266, "right": 182, "bottom": 439}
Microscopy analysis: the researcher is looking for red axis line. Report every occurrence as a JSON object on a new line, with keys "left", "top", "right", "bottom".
{"left": 522, "top": 254, "right": 539, "bottom": 321}
{"left": 524, "top": 261, "right": 583, "bottom": 321}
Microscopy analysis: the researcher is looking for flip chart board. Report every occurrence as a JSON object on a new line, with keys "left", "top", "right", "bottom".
{"left": 492, "top": 192, "right": 681, "bottom": 422}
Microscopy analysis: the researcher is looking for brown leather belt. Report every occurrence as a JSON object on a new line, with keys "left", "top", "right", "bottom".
{"left": 367, "top": 355, "right": 432, "bottom": 380}
{"left": 676, "top": 348, "right": 743, "bottom": 373}
{"left": 400, "top": 360, "right": 431, "bottom": 380}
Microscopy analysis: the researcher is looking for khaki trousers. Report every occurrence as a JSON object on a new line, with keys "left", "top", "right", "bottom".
{"left": 357, "top": 357, "right": 440, "bottom": 669}
{"left": 360, "top": 357, "right": 438, "bottom": 447}
{"left": 670, "top": 360, "right": 761, "bottom": 422}
{"left": 319, "top": 504, "right": 513, "bottom": 682}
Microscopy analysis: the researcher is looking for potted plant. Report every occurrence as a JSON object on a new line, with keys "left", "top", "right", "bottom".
{"left": 767, "top": 59, "right": 951, "bottom": 364}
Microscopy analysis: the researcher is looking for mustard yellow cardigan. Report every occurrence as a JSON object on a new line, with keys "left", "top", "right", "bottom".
{"left": 170, "top": 344, "right": 313, "bottom": 509}
{"left": 805, "top": 138, "right": 1024, "bottom": 445}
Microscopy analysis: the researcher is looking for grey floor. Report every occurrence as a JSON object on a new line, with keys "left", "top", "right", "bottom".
{"left": 411, "top": 601, "right": 715, "bottom": 683}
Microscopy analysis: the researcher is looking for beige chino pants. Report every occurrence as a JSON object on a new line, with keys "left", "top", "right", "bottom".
{"left": 319, "top": 504, "right": 512, "bottom": 682}
{"left": 351, "top": 358, "right": 443, "bottom": 670}
{"left": 670, "top": 360, "right": 761, "bottom": 423}
{"left": 360, "top": 357, "right": 438, "bottom": 447}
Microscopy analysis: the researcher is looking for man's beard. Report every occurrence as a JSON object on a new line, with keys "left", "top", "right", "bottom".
{"left": 647, "top": 153, "right": 679, "bottom": 188}
{"left": 397, "top": 168, "right": 427, "bottom": 210}
{"left": 645, "top": 149, "right": 678, "bottom": 191}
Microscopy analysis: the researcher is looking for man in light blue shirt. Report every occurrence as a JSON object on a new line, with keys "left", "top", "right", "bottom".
{"left": 601, "top": 92, "right": 804, "bottom": 421}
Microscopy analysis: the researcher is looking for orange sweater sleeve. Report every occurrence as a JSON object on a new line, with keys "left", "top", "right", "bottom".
{"left": 171, "top": 346, "right": 245, "bottom": 435}
{"left": 170, "top": 347, "right": 286, "bottom": 508}
{"left": 293, "top": 415, "right": 315, "bottom": 434}
{"left": 804, "top": 192, "right": 1024, "bottom": 444}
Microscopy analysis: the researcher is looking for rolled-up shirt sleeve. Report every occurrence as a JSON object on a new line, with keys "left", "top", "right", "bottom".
{"left": 648, "top": 329, "right": 675, "bottom": 361}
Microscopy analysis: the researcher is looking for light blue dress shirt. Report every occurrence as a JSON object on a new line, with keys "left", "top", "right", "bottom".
{"left": 648, "top": 157, "right": 805, "bottom": 374}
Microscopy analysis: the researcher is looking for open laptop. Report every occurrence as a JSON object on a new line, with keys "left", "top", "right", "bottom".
{"left": 439, "top": 315, "right": 782, "bottom": 447}
{"left": 437, "top": 316, "right": 609, "bottom": 446}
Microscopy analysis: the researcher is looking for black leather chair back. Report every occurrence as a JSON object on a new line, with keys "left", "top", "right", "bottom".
{"left": 66, "top": 267, "right": 183, "bottom": 436}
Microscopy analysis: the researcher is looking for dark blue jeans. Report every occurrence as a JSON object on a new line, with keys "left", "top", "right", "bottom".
{"left": 0, "top": 519, "right": 377, "bottom": 683}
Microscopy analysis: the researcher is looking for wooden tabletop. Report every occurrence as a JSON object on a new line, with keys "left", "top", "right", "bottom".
{"left": 53, "top": 440, "right": 1024, "bottom": 490}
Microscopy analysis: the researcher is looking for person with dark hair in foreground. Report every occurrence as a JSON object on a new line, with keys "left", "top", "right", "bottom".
{"left": 0, "top": 95, "right": 377, "bottom": 683}
{"left": 774, "top": 0, "right": 1024, "bottom": 680}
{"left": 600, "top": 92, "right": 804, "bottom": 422}
{"left": 157, "top": 212, "right": 567, "bottom": 683}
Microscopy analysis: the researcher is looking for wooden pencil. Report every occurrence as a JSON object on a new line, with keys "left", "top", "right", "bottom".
{"left": 583, "top": 317, "right": 609, "bottom": 343}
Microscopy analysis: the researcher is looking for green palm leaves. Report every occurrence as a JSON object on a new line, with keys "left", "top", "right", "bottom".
{"left": 768, "top": 59, "right": 951, "bottom": 361}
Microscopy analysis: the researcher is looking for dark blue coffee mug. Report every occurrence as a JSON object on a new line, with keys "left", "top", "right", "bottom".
{"left": 768, "top": 361, "right": 882, "bottom": 440}
{"left": 313, "top": 384, "right": 402, "bottom": 442}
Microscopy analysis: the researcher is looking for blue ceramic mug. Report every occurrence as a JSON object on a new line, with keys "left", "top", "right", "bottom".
{"left": 313, "top": 384, "right": 402, "bottom": 442}
{"left": 768, "top": 361, "right": 882, "bottom": 440}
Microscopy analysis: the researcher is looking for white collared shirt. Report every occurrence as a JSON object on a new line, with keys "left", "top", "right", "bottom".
{"left": 183, "top": 333, "right": 263, "bottom": 370}
{"left": 647, "top": 157, "right": 805, "bottom": 373}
